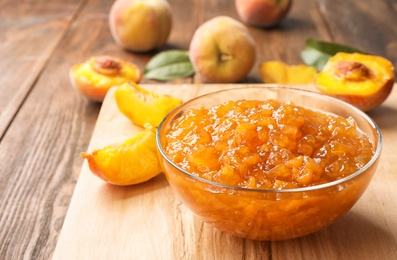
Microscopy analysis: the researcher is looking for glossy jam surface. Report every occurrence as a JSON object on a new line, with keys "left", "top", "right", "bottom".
{"left": 164, "top": 99, "right": 374, "bottom": 190}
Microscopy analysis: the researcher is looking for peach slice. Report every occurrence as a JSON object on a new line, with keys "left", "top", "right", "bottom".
{"left": 260, "top": 61, "right": 317, "bottom": 84}
{"left": 70, "top": 55, "right": 142, "bottom": 102}
{"left": 314, "top": 52, "right": 395, "bottom": 111}
{"left": 81, "top": 124, "right": 161, "bottom": 186}
{"left": 114, "top": 82, "right": 183, "bottom": 127}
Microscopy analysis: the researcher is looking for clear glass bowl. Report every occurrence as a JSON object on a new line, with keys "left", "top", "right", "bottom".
{"left": 156, "top": 86, "right": 382, "bottom": 241}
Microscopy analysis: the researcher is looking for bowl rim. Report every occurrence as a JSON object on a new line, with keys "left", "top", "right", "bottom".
{"left": 156, "top": 85, "right": 383, "bottom": 193}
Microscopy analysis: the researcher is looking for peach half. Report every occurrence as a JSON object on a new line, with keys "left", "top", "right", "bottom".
{"left": 70, "top": 55, "right": 142, "bottom": 102}
{"left": 314, "top": 52, "right": 395, "bottom": 111}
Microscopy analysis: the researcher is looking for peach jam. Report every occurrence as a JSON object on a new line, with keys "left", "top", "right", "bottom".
{"left": 164, "top": 99, "right": 374, "bottom": 190}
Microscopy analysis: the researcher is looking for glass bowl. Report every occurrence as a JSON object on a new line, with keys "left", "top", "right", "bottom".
{"left": 156, "top": 86, "right": 382, "bottom": 241}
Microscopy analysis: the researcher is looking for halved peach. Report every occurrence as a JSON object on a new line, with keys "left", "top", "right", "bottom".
{"left": 314, "top": 52, "right": 395, "bottom": 111}
{"left": 70, "top": 55, "right": 142, "bottom": 102}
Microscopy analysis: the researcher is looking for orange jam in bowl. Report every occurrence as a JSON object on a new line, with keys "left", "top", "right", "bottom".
{"left": 156, "top": 86, "right": 382, "bottom": 240}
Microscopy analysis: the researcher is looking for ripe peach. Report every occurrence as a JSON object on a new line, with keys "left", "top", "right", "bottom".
{"left": 189, "top": 16, "right": 256, "bottom": 83}
{"left": 70, "top": 55, "right": 142, "bottom": 102}
{"left": 314, "top": 52, "right": 395, "bottom": 111}
{"left": 235, "top": 0, "right": 292, "bottom": 28}
{"left": 109, "top": 0, "right": 172, "bottom": 52}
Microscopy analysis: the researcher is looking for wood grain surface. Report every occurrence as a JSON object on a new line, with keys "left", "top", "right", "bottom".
{"left": 1, "top": 0, "right": 397, "bottom": 259}
{"left": 52, "top": 84, "right": 397, "bottom": 259}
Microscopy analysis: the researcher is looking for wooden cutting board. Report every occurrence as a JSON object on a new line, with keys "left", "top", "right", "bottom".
{"left": 53, "top": 84, "right": 397, "bottom": 259}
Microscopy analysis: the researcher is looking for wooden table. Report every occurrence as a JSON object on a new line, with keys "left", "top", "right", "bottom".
{"left": 1, "top": 0, "right": 397, "bottom": 259}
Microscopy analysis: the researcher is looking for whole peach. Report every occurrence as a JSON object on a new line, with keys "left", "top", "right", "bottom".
{"left": 235, "top": 0, "right": 292, "bottom": 28}
{"left": 189, "top": 16, "right": 256, "bottom": 83}
{"left": 109, "top": 0, "right": 172, "bottom": 52}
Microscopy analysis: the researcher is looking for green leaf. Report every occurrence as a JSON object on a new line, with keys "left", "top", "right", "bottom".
{"left": 143, "top": 50, "right": 195, "bottom": 81}
{"left": 301, "top": 48, "right": 332, "bottom": 71}
{"left": 305, "top": 38, "right": 367, "bottom": 56}
{"left": 301, "top": 38, "right": 368, "bottom": 71}
{"left": 144, "top": 62, "right": 195, "bottom": 81}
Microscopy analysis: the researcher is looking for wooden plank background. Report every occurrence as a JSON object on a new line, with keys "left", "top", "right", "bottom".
{"left": 0, "top": 0, "right": 396, "bottom": 259}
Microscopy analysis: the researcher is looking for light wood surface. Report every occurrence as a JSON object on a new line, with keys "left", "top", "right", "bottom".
{"left": 52, "top": 84, "right": 397, "bottom": 259}
{"left": 2, "top": 0, "right": 397, "bottom": 259}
